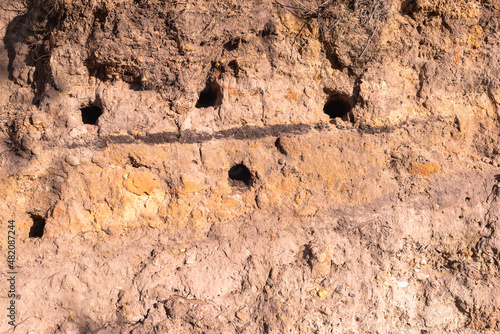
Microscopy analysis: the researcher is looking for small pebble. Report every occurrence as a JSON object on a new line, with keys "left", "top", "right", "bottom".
{"left": 317, "top": 289, "right": 328, "bottom": 298}
{"left": 236, "top": 312, "right": 249, "bottom": 320}
{"left": 430, "top": 280, "right": 440, "bottom": 288}
{"left": 69, "top": 126, "right": 87, "bottom": 138}
{"left": 396, "top": 281, "right": 408, "bottom": 288}
{"left": 348, "top": 293, "right": 355, "bottom": 298}
{"left": 66, "top": 155, "right": 80, "bottom": 166}
{"left": 184, "top": 252, "right": 196, "bottom": 264}
{"left": 416, "top": 272, "right": 429, "bottom": 280}
{"left": 91, "top": 156, "right": 107, "bottom": 168}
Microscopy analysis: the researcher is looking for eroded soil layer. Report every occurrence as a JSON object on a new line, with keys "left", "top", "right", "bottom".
{"left": 0, "top": 0, "right": 499, "bottom": 332}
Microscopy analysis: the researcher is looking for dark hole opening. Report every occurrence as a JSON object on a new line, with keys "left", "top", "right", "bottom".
{"left": 400, "top": 0, "right": 415, "bottom": 15}
{"left": 29, "top": 214, "right": 46, "bottom": 238}
{"left": 224, "top": 38, "right": 241, "bottom": 51}
{"left": 323, "top": 97, "right": 352, "bottom": 122}
{"left": 81, "top": 105, "right": 102, "bottom": 125}
{"left": 94, "top": 8, "right": 108, "bottom": 29}
{"left": 228, "top": 60, "right": 240, "bottom": 76}
{"left": 228, "top": 164, "right": 252, "bottom": 187}
{"left": 195, "top": 83, "right": 221, "bottom": 109}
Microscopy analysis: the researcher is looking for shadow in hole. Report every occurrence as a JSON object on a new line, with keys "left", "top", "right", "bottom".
{"left": 81, "top": 105, "right": 102, "bottom": 125}
{"left": 195, "top": 82, "right": 222, "bottom": 109}
{"left": 323, "top": 89, "right": 354, "bottom": 123}
{"left": 228, "top": 164, "right": 253, "bottom": 187}
{"left": 324, "top": 99, "right": 350, "bottom": 119}
{"left": 28, "top": 213, "right": 45, "bottom": 238}
{"left": 400, "top": 0, "right": 416, "bottom": 15}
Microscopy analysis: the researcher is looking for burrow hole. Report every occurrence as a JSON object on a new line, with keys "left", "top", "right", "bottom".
{"left": 228, "top": 164, "right": 253, "bottom": 188}
{"left": 195, "top": 82, "right": 222, "bottom": 109}
{"left": 81, "top": 105, "right": 103, "bottom": 125}
{"left": 29, "top": 214, "right": 46, "bottom": 238}
{"left": 323, "top": 94, "right": 353, "bottom": 123}
{"left": 223, "top": 37, "right": 242, "bottom": 51}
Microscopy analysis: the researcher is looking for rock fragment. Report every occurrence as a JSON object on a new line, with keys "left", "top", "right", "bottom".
{"left": 305, "top": 240, "right": 331, "bottom": 277}
{"left": 66, "top": 155, "right": 80, "bottom": 166}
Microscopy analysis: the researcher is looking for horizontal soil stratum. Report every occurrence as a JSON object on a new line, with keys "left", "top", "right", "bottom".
{"left": 0, "top": 0, "right": 500, "bottom": 332}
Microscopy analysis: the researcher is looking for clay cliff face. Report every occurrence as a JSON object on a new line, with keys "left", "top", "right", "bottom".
{"left": 0, "top": 0, "right": 500, "bottom": 332}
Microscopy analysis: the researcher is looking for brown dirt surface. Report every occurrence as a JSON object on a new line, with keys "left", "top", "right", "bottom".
{"left": 1, "top": 0, "right": 500, "bottom": 333}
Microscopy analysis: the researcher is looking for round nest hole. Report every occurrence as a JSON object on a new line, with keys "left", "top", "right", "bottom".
{"left": 195, "top": 82, "right": 222, "bottom": 109}
{"left": 28, "top": 214, "right": 46, "bottom": 238}
{"left": 323, "top": 96, "right": 352, "bottom": 122}
{"left": 228, "top": 164, "right": 252, "bottom": 187}
{"left": 81, "top": 105, "right": 103, "bottom": 125}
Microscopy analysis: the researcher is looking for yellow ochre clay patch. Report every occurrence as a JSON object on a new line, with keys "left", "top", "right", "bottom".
{"left": 409, "top": 162, "right": 441, "bottom": 176}
{"left": 285, "top": 89, "right": 299, "bottom": 101}
{"left": 467, "top": 25, "right": 483, "bottom": 49}
{"left": 123, "top": 171, "right": 159, "bottom": 195}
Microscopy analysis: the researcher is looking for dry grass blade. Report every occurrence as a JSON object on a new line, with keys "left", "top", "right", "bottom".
{"left": 275, "top": 0, "right": 392, "bottom": 61}
{"left": 359, "top": 12, "right": 380, "bottom": 59}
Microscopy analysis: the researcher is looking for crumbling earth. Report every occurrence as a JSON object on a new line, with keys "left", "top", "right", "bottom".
{"left": 0, "top": 0, "right": 500, "bottom": 332}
